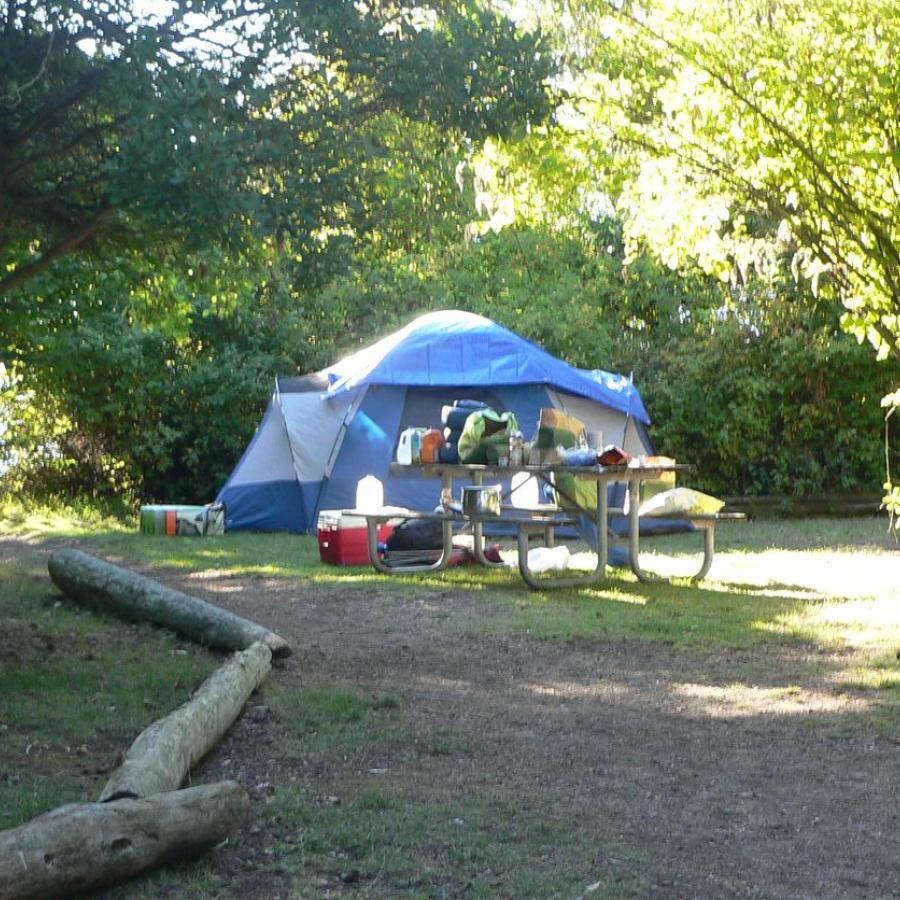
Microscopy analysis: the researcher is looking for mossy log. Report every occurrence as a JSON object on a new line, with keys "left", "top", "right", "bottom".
{"left": 0, "top": 781, "right": 248, "bottom": 900}
{"left": 47, "top": 548, "right": 290, "bottom": 658}
{"left": 101, "top": 641, "right": 272, "bottom": 801}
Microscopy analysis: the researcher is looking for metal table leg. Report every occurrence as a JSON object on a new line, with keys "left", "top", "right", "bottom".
{"left": 469, "top": 471, "right": 507, "bottom": 568}
{"left": 689, "top": 521, "right": 716, "bottom": 581}
{"left": 627, "top": 476, "right": 664, "bottom": 583}
{"left": 516, "top": 480, "right": 608, "bottom": 590}
{"left": 627, "top": 482, "right": 717, "bottom": 582}
{"left": 366, "top": 515, "right": 455, "bottom": 575}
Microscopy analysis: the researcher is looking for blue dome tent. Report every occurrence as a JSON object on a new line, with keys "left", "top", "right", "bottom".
{"left": 217, "top": 310, "right": 656, "bottom": 533}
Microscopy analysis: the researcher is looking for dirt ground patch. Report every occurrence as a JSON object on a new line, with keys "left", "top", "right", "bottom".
{"left": 133, "top": 568, "right": 900, "bottom": 899}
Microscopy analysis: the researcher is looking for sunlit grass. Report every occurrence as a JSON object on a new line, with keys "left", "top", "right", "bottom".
{"left": 3, "top": 508, "right": 898, "bottom": 713}
{"left": 4, "top": 504, "right": 895, "bottom": 663}
{"left": 0, "top": 500, "right": 132, "bottom": 537}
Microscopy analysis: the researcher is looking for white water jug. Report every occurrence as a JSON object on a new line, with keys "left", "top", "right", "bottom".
{"left": 396, "top": 428, "right": 423, "bottom": 465}
{"left": 510, "top": 472, "right": 540, "bottom": 509}
{"left": 355, "top": 475, "right": 384, "bottom": 512}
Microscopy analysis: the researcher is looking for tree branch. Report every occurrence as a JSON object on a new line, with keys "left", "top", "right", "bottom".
{"left": 5, "top": 0, "right": 17, "bottom": 35}
{"left": 4, "top": 113, "right": 125, "bottom": 179}
{"left": 1, "top": 30, "right": 54, "bottom": 108}
{"left": 873, "top": 318, "right": 900, "bottom": 363}
{"left": 0, "top": 204, "right": 113, "bottom": 294}
{"left": 6, "top": 67, "right": 106, "bottom": 148}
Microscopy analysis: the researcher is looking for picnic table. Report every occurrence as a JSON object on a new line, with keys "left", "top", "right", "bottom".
{"left": 343, "top": 460, "right": 740, "bottom": 589}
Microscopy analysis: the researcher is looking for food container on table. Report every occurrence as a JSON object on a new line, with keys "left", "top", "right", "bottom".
{"left": 420, "top": 428, "right": 444, "bottom": 464}
{"left": 509, "top": 431, "right": 525, "bottom": 466}
{"left": 461, "top": 485, "right": 502, "bottom": 517}
{"left": 396, "top": 427, "right": 426, "bottom": 464}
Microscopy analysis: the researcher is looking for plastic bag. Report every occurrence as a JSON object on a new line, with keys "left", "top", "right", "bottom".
{"left": 457, "top": 408, "right": 519, "bottom": 464}
{"left": 535, "top": 408, "right": 586, "bottom": 449}
{"left": 526, "top": 545, "right": 570, "bottom": 573}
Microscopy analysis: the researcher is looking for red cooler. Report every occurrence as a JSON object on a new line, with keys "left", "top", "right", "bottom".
{"left": 317, "top": 510, "right": 393, "bottom": 565}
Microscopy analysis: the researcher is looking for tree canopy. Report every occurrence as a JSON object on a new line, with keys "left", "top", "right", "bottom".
{"left": 472, "top": 1, "right": 899, "bottom": 361}
{"left": 1, "top": 0, "right": 896, "bottom": 518}
{"left": 461, "top": 0, "right": 899, "bottom": 520}
{"left": 589, "top": 0, "right": 900, "bottom": 363}
{"left": 0, "top": 0, "right": 553, "bottom": 299}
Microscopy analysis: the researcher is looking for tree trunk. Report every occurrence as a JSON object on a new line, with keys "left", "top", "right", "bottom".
{"left": 0, "top": 781, "right": 249, "bottom": 900}
{"left": 47, "top": 548, "right": 291, "bottom": 658}
{"left": 100, "top": 642, "right": 272, "bottom": 801}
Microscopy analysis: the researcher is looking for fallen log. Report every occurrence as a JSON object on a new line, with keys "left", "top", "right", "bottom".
{"left": 101, "top": 641, "right": 272, "bottom": 801}
{"left": 47, "top": 548, "right": 290, "bottom": 658}
{"left": 0, "top": 781, "right": 249, "bottom": 900}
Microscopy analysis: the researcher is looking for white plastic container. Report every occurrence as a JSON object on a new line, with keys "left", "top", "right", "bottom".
{"left": 510, "top": 472, "right": 540, "bottom": 509}
{"left": 396, "top": 428, "right": 425, "bottom": 464}
{"left": 355, "top": 475, "right": 384, "bottom": 512}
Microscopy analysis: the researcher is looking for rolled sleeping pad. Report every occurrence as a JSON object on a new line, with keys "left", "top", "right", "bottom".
{"left": 442, "top": 407, "right": 476, "bottom": 431}
{"left": 454, "top": 398, "right": 489, "bottom": 409}
{"left": 441, "top": 399, "right": 486, "bottom": 421}
{"left": 438, "top": 442, "right": 460, "bottom": 464}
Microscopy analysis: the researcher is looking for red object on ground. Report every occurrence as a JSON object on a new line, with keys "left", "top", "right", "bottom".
{"left": 317, "top": 512, "right": 394, "bottom": 566}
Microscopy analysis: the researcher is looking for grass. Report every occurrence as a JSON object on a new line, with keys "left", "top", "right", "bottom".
{"left": 257, "top": 683, "right": 642, "bottom": 898}
{"left": 0, "top": 501, "right": 897, "bottom": 895}
{"left": 0, "top": 505, "right": 219, "bottom": 831}
{"left": 264, "top": 783, "right": 640, "bottom": 898}
{"left": 266, "top": 684, "right": 405, "bottom": 760}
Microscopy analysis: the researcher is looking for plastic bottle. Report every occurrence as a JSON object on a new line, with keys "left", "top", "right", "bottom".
{"left": 396, "top": 428, "right": 417, "bottom": 465}
{"left": 355, "top": 475, "right": 384, "bottom": 512}
{"left": 410, "top": 428, "right": 423, "bottom": 463}
{"left": 420, "top": 428, "right": 445, "bottom": 464}
{"left": 509, "top": 430, "right": 524, "bottom": 466}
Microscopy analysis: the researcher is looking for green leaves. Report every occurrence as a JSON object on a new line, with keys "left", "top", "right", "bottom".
{"left": 559, "top": 0, "right": 900, "bottom": 365}
{"left": 0, "top": 0, "right": 554, "bottom": 302}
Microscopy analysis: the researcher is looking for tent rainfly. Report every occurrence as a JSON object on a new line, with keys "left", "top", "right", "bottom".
{"left": 217, "top": 310, "right": 656, "bottom": 533}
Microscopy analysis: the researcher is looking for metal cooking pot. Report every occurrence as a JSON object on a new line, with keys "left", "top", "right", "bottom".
{"left": 462, "top": 484, "right": 502, "bottom": 517}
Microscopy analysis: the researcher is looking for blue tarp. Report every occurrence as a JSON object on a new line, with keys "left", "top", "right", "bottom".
{"left": 325, "top": 310, "right": 650, "bottom": 424}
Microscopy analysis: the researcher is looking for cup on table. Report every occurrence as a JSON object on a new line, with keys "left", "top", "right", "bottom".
{"left": 586, "top": 431, "right": 604, "bottom": 451}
